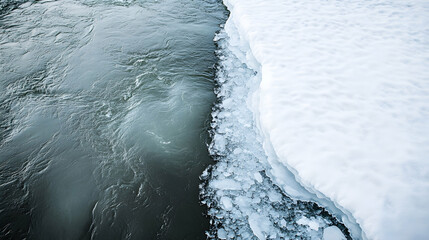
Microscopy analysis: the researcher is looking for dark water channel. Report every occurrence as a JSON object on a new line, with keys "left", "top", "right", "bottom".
{"left": 0, "top": 0, "right": 227, "bottom": 239}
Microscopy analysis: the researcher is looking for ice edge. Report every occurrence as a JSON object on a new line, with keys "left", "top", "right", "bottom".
{"left": 223, "top": 1, "right": 366, "bottom": 239}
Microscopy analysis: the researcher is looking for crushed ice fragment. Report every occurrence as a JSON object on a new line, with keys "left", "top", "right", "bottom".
{"left": 248, "top": 213, "right": 270, "bottom": 240}
{"left": 221, "top": 197, "right": 233, "bottom": 210}
{"left": 323, "top": 226, "right": 346, "bottom": 240}
{"left": 297, "top": 216, "right": 320, "bottom": 231}
{"left": 253, "top": 172, "right": 263, "bottom": 183}
{"left": 218, "top": 228, "right": 227, "bottom": 239}
{"left": 267, "top": 191, "right": 281, "bottom": 202}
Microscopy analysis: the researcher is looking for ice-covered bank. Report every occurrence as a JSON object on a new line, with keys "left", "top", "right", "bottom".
{"left": 212, "top": 0, "right": 429, "bottom": 239}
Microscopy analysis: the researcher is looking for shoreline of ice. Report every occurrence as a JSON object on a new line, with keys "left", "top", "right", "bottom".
{"left": 202, "top": 3, "right": 355, "bottom": 240}
{"left": 221, "top": 0, "right": 429, "bottom": 239}
{"left": 218, "top": 4, "right": 363, "bottom": 238}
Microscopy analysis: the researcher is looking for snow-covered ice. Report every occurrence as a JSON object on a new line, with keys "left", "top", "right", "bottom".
{"left": 201, "top": 13, "right": 352, "bottom": 240}
{"left": 216, "top": 0, "right": 429, "bottom": 239}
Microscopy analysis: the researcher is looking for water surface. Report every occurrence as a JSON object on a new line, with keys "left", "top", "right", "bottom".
{"left": 0, "top": 0, "right": 227, "bottom": 239}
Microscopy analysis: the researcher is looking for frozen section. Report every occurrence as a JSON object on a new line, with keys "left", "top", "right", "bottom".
{"left": 220, "top": 0, "right": 429, "bottom": 239}
{"left": 201, "top": 18, "right": 352, "bottom": 239}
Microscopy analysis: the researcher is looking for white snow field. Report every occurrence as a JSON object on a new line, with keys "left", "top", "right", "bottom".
{"left": 217, "top": 0, "right": 429, "bottom": 239}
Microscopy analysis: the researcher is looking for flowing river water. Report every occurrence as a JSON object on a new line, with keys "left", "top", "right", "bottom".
{"left": 0, "top": 0, "right": 227, "bottom": 239}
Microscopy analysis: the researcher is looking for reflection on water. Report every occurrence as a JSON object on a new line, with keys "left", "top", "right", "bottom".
{"left": 0, "top": 0, "right": 227, "bottom": 239}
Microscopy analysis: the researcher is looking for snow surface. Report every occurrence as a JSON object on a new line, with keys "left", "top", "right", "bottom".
{"left": 223, "top": 0, "right": 429, "bottom": 239}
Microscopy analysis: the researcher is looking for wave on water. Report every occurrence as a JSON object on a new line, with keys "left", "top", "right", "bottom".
{"left": 0, "top": 0, "right": 226, "bottom": 238}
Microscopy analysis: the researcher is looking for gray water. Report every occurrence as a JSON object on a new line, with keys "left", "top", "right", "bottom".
{"left": 0, "top": 0, "right": 227, "bottom": 239}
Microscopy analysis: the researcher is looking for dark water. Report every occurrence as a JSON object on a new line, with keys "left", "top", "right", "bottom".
{"left": 0, "top": 0, "right": 227, "bottom": 239}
